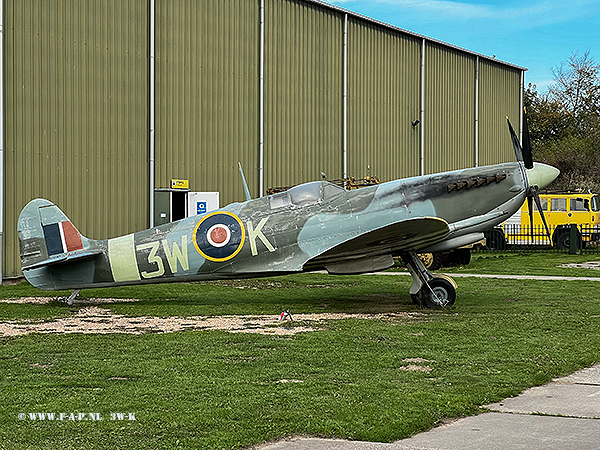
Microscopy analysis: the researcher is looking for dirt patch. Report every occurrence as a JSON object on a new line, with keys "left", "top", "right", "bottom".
{"left": 399, "top": 364, "right": 432, "bottom": 373}
{"left": 1, "top": 297, "right": 141, "bottom": 305}
{"left": 29, "top": 363, "right": 54, "bottom": 369}
{"left": 559, "top": 261, "right": 600, "bottom": 270}
{"left": 201, "top": 280, "right": 293, "bottom": 290}
{"left": 0, "top": 304, "right": 422, "bottom": 338}
{"left": 400, "top": 357, "right": 432, "bottom": 372}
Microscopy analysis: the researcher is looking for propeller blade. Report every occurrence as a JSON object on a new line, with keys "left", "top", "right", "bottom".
{"left": 530, "top": 185, "right": 551, "bottom": 240}
{"left": 506, "top": 117, "right": 524, "bottom": 163}
{"left": 522, "top": 109, "right": 534, "bottom": 169}
{"left": 527, "top": 195, "right": 534, "bottom": 241}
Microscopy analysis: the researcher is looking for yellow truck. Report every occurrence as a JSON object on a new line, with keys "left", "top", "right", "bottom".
{"left": 485, "top": 191, "right": 600, "bottom": 249}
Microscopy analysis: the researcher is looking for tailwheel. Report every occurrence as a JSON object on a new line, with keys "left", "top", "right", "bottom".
{"left": 420, "top": 277, "right": 456, "bottom": 309}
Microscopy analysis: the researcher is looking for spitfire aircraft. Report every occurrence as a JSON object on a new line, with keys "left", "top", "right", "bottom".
{"left": 18, "top": 117, "right": 559, "bottom": 308}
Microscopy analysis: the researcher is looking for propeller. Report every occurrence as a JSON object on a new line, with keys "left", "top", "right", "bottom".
{"left": 521, "top": 109, "right": 534, "bottom": 169}
{"left": 507, "top": 110, "right": 552, "bottom": 242}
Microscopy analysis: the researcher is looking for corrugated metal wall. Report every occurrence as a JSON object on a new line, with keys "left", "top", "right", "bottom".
{"left": 424, "top": 42, "right": 476, "bottom": 174}
{"left": 347, "top": 20, "right": 421, "bottom": 182}
{"left": 264, "top": 0, "right": 343, "bottom": 189}
{"left": 155, "top": 0, "right": 259, "bottom": 201}
{"left": 4, "top": 0, "right": 148, "bottom": 277}
{"left": 3, "top": 0, "right": 524, "bottom": 277}
{"left": 478, "top": 60, "right": 521, "bottom": 166}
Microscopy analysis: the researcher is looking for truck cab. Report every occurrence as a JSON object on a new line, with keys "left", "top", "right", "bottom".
{"left": 487, "top": 191, "right": 600, "bottom": 249}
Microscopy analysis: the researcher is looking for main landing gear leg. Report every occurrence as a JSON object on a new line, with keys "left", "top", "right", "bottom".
{"left": 401, "top": 251, "right": 456, "bottom": 308}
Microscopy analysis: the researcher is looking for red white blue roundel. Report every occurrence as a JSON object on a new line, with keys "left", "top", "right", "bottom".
{"left": 193, "top": 212, "right": 245, "bottom": 262}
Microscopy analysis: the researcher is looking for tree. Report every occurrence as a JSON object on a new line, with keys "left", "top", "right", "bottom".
{"left": 526, "top": 52, "right": 600, "bottom": 192}
{"left": 550, "top": 51, "right": 600, "bottom": 135}
{"left": 524, "top": 83, "right": 571, "bottom": 146}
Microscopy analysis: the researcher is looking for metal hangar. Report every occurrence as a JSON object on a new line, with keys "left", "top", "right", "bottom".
{"left": 2, "top": 0, "right": 525, "bottom": 278}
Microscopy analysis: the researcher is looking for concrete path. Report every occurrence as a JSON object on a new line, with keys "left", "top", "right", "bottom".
{"left": 257, "top": 364, "right": 600, "bottom": 450}
{"left": 369, "top": 271, "right": 600, "bottom": 282}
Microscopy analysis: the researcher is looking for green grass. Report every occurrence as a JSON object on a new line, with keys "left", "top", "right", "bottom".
{"left": 448, "top": 251, "right": 600, "bottom": 277}
{"left": 2, "top": 252, "right": 600, "bottom": 449}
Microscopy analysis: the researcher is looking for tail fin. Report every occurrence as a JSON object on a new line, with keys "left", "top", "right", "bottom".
{"left": 18, "top": 199, "right": 102, "bottom": 287}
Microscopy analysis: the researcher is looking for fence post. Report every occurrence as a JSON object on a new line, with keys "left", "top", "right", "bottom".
{"left": 569, "top": 223, "right": 578, "bottom": 255}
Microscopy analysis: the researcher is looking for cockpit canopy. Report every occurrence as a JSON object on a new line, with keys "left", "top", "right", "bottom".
{"left": 269, "top": 181, "right": 345, "bottom": 209}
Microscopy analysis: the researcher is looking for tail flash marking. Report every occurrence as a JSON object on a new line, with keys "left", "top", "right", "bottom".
{"left": 42, "top": 221, "right": 84, "bottom": 256}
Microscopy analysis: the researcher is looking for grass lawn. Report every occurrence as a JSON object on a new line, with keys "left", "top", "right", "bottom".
{"left": 1, "top": 252, "right": 600, "bottom": 449}
{"left": 449, "top": 250, "right": 600, "bottom": 277}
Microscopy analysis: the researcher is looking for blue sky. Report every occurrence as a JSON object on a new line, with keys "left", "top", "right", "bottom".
{"left": 327, "top": 0, "right": 600, "bottom": 93}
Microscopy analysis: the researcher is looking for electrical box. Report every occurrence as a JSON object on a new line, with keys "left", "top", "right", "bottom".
{"left": 154, "top": 190, "right": 173, "bottom": 226}
{"left": 153, "top": 190, "right": 220, "bottom": 226}
{"left": 188, "top": 192, "right": 220, "bottom": 217}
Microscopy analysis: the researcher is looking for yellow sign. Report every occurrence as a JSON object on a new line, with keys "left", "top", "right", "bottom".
{"left": 171, "top": 179, "right": 189, "bottom": 189}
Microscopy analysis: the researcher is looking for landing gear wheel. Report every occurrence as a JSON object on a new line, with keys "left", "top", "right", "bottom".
{"left": 421, "top": 278, "right": 456, "bottom": 309}
{"left": 402, "top": 251, "right": 458, "bottom": 308}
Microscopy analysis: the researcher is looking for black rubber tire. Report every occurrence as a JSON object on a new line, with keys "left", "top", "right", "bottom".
{"left": 555, "top": 231, "right": 570, "bottom": 250}
{"left": 446, "top": 248, "right": 471, "bottom": 267}
{"left": 421, "top": 278, "right": 456, "bottom": 308}
{"left": 554, "top": 230, "right": 582, "bottom": 250}
{"left": 411, "top": 293, "right": 421, "bottom": 305}
{"left": 484, "top": 229, "right": 507, "bottom": 250}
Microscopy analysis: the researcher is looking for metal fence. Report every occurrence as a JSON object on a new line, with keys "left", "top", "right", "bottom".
{"left": 482, "top": 224, "right": 600, "bottom": 254}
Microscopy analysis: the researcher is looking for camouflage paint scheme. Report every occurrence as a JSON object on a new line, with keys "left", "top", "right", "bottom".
{"left": 18, "top": 159, "right": 557, "bottom": 296}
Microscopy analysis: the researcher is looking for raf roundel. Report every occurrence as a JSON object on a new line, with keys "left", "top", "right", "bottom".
{"left": 193, "top": 212, "right": 245, "bottom": 262}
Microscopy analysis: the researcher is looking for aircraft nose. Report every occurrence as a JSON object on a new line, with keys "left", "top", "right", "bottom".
{"left": 526, "top": 162, "right": 560, "bottom": 189}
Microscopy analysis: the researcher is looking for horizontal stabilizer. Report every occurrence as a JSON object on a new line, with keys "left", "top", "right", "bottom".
{"left": 22, "top": 249, "right": 103, "bottom": 271}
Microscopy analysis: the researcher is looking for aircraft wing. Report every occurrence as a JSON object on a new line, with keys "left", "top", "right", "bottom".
{"left": 304, "top": 216, "right": 450, "bottom": 272}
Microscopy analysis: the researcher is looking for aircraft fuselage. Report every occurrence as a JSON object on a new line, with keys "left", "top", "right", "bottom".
{"left": 20, "top": 161, "right": 528, "bottom": 290}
